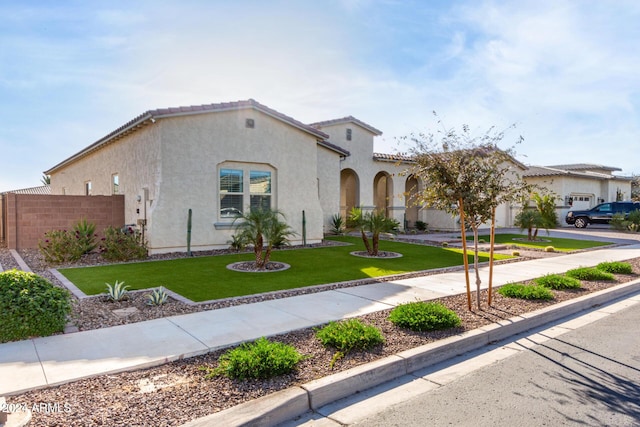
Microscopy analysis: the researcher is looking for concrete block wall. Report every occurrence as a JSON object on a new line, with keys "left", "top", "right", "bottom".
{"left": 2, "top": 194, "right": 125, "bottom": 250}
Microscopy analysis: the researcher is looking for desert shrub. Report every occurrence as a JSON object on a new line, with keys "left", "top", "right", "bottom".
{"left": 610, "top": 213, "right": 628, "bottom": 231}
{"left": 415, "top": 220, "right": 428, "bottom": 231}
{"left": 204, "top": 337, "right": 304, "bottom": 380}
{"left": 388, "top": 301, "right": 461, "bottom": 331}
{"left": 100, "top": 226, "right": 148, "bottom": 261}
{"left": 105, "top": 280, "right": 129, "bottom": 301}
{"left": 565, "top": 267, "right": 615, "bottom": 281}
{"left": 544, "top": 246, "right": 555, "bottom": 252}
{"left": 39, "top": 229, "right": 84, "bottom": 264}
{"left": 497, "top": 283, "right": 554, "bottom": 300}
{"left": 511, "top": 250, "right": 520, "bottom": 256}
{"left": 316, "top": 319, "right": 384, "bottom": 353}
{"left": 38, "top": 219, "right": 99, "bottom": 264}
{"left": 73, "top": 218, "right": 98, "bottom": 255}
{"left": 596, "top": 261, "right": 633, "bottom": 274}
{"left": 330, "top": 214, "right": 345, "bottom": 235}
{"left": 146, "top": 287, "right": 169, "bottom": 306}
{"left": 0, "top": 270, "right": 71, "bottom": 343}
{"left": 535, "top": 274, "right": 582, "bottom": 290}
{"left": 227, "top": 234, "right": 247, "bottom": 252}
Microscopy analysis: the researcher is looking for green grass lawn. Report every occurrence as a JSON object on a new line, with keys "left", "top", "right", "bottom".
{"left": 59, "top": 236, "right": 511, "bottom": 302}
{"left": 476, "top": 233, "right": 613, "bottom": 252}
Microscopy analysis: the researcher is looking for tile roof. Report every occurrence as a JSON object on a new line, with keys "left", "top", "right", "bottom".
{"left": 310, "top": 116, "right": 383, "bottom": 136}
{"left": 45, "top": 99, "right": 347, "bottom": 174}
{"left": 522, "top": 165, "right": 629, "bottom": 180}
{"left": 546, "top": 163, "right": 622, "bottom": 172}
{"left": 2, "top": 185, "right": 51, "bottom": 195}
{"left": 373, "top": 152, "right": 415, "bottom": 163}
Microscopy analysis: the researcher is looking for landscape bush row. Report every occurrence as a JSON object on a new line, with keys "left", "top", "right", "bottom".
{"left": 202, "top": 301, "right": 461, "bottom": 380}
{"left": 497, "top": 261, "right": 630, "bottom": 300}
{"left": 203, "top": 261, "right": 634, "bottom": 381}
{"left": 38, "top": 218, "right": 147, "bottom": 264}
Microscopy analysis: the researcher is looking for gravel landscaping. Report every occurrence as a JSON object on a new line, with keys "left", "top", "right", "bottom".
{"left": 1, "top": 243, "right": 639, "bottom": 427}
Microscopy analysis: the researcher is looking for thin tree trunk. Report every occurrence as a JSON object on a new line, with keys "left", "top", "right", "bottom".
{"left": 473, "top": 226, "right": 481, "bottom": 310}
{"left": 372, "top": 233, "right": 379, "bottom": 256}
{"left": 361, "top": 230, "right": 372, "bottom": 255}
{"left": 488, "top": 206, "right": 496, "bottom": 306}
{"left": 459, "top": 199, "right": 472, "bottom": 311}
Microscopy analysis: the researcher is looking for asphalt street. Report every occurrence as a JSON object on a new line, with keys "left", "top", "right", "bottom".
{"left": 348, "top": 300, "right": 640, "bottom": 427}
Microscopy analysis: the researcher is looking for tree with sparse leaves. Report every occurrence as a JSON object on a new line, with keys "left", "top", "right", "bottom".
{"left": 405, "top": 115, "right": 529, "bottom": 310}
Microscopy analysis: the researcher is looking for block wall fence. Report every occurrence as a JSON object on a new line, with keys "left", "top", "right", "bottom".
{"left": 0, "top": 194, "right": 125, "bottom": 250}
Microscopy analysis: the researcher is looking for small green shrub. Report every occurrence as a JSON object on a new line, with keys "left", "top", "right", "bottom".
{"left": 610, "top": 213, "right": 628, "bottom": 231}
{"left": 544, "top": 246, "right": 555, "bottom": 252}
{"left": 441, "top": 242, "right": 449, "bottom": 247}
{"left": 38, "top": 219, "right": 99, "bottom": 264}
{"left": 565, "top": 267, "right": 615, "bottom": 281}
{"left": 388, "top": 301, "right": 461, "bottom": 331}
{"left": 511, "top": 250, "right": 520, "bottom": 256}
{"left": 146, "top": 287, "right": 168, "bottom": 306}
{"left": 227, "top": 234, "right": 247, "bottom": 252}
{"left": 415, "top": 220, "right": 428, "bottom": 231}
{"left": 330, "top": 214, "right": 345, "bottom": 235}
{"left": 203, "top": 337, "right": 305, "bottom": 380}
{"left": 100, "top": 226, "right": 148, "bottom": 261}
{"left": 596, "top": 261, "right": 633, "bottom": 274}
{"left": 0, "top": 270, "right": 71, "bottom": 343}
{"left": 497, "top": 283, "right": 554, "bottom": 300}
{"left": 73, "top": 218, "right": 98, "bottom": 255}
{"left": 316, "top": 319, "right": 384, "bottom": 353}
{"left": 39, "top": 229, "right": 84, "bottom": 264}
{"left": 535, "top": 274, "right": 582, "bottom": 290}
{"left": 106, "top": 280, "right": 129, "bottom": 301}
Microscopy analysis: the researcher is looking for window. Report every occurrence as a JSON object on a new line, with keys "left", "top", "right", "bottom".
{"left": 250, "top": 171, "right": 271, "bottom": 211}
{"left": 218, "top": 164, "right": 275, "bottom": 219}
{"left": 220, "top": 168, "right": 244, "bottom": 217}
{"left": 112, "top": 174, "right": 119, "bottom": 194}
{"left": 346, "top": 128, "right": 352, "bottom": 141}
{"left": 245, "top": 118, "right": 255, "bottom": 128}
{"left": 85, "top": 181, "right": 92, "bottom": 196}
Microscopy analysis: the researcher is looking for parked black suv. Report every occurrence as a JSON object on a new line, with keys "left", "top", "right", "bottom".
{"left": 565, "top": 201, "right": 640, "bottom": 228}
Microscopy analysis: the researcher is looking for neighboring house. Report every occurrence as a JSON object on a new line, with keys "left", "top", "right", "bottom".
{"left": 522, "top": 164, "right": 633, "bottom": 225}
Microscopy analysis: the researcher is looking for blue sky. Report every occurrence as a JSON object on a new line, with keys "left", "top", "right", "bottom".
{"left": 2, "top": 0, "right": 639, "bottom": 191}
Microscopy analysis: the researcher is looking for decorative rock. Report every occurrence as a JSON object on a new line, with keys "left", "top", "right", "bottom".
{"left": 112, "top": 307, "right": 140, "bottom": 317}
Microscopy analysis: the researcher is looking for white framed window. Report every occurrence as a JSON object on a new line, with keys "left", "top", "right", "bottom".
{"left": 218, "top": 163, "right": 274, "bottom": 219}
{"left": 85, "top": 181, "right": 92, "bottom": 196}
{"left": 112, "top": 174, "right": 119, "bottom": 194}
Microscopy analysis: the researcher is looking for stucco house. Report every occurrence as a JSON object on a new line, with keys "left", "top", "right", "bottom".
{"left": 522, "top": 163, "right": 633, "bottom": 225}
{"left": 42, "top": 99, "right": 536, "bottom": 254}
{"left": 45, "top": 100, "right": 349, "bottom": 254}
{"left": 43, "top": 99, "right": 631, "bottom": 254}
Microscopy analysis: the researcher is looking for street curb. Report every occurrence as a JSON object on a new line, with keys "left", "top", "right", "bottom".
{"left": 180, "top": 279, "right": 640, "bottom": 427}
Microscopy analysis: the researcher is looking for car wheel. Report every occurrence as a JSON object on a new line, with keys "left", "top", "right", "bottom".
{"left": 574, "top": 217, "right": 588, "bottom": 228}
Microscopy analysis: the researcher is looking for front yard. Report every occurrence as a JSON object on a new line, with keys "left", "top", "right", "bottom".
{"left": 59, "top": 236, "right": 512, "bottom": 302}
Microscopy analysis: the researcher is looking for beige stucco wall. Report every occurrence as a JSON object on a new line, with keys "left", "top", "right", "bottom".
{"left": 149, "top": 110, "right": 331, "bottom": 253}
{"left": 316, "top": 145, "right": 342, "bottom": 232}
{"left": 49, "top": 109, "right": 340, "bottom": 253}
{"left": 49, "top": 123, "right": 162, "bottom": 231}
{"left": 314, "top": 121, "right": 417, "bottom": 229}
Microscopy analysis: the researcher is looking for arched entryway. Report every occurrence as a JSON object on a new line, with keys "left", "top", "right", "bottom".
{"left": 405, "top": 175, "right": 420, "bottom": 228}
{"left": 340, "top": 169, "right": 360, "bottom": 218}
{"left": 373, "top": 172, "right": 393, "bottom": 217}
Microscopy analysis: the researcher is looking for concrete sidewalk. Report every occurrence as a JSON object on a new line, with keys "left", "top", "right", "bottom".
{"left": 2, "top": 243, "right": 640, "bottom": 397}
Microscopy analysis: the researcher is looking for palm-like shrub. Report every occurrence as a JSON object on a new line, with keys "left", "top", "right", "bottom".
{"left": 348, "top": 207, "right": 398, "bottom": 256}
{"left": 233, "top": 208, "right": 296, "bottom": 269}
